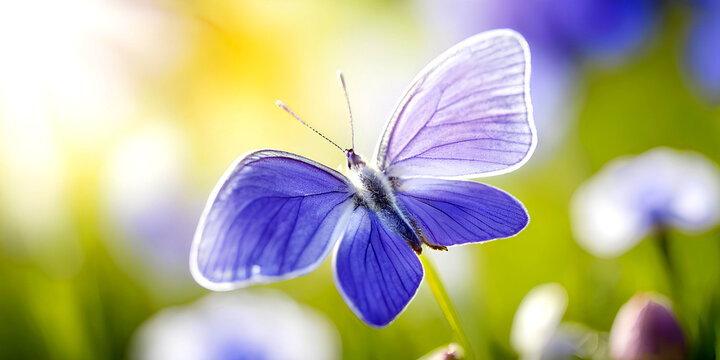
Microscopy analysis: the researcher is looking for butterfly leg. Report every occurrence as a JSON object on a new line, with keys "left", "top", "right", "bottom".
{"left": 421, "top": 236, "right": 448, "bottom": 251}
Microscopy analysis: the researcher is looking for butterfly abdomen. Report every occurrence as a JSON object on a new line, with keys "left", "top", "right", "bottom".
{"left": 349, "top": 164, "right": 423, "bottom": 254}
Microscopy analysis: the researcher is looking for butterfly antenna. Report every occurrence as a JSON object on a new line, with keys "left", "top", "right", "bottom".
{"left": 275, "top": 100, "right": 345, "bottom": 152}
{"left": 337, "top": 70, "right": 355, "bottom": 150}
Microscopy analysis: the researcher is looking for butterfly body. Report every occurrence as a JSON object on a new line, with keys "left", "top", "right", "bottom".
{"left": 346, "top": 150, "right": 424, "bottom": 253}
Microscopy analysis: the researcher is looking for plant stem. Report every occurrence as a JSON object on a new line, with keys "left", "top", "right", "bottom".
{"left": 420, "top": 254, "right": 475, "bottom": 360}
{"left": 656, "top": 230, "right": 677, "bottom": 297}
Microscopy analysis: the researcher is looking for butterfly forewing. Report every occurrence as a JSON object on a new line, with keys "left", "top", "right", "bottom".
{"left": 191, "top": 150, "right": 355, "bottom": 290}
{"left": 376, "top": 29, "right": 536, "bottom": 179}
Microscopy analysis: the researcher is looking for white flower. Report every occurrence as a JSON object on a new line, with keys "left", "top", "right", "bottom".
{"left": 511, "top": 283, "right": 603, "bottom": 360}
{"left": 130, "top": 290, "right": 340, "bottom": 360}
{"left": 511, "top": 283, "right": 569, "bottom": 360}
{"left": 571, "top": 148, "right": 720, "bottom": 257}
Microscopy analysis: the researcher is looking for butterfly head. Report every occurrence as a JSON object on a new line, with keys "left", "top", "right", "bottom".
{"left": 345, "top": 149, "right": 366, "bottom": 170}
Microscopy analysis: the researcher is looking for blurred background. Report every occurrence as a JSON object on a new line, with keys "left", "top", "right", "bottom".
{"left": 0, "top": 0, "right": 718, "bottom": 359}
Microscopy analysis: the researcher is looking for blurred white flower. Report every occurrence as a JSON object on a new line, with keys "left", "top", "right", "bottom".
{"left": 511, "top": 283, "right": 569, "bottom": 360}
{"left": 571, "top": 148, "right": 720, "bottom": 258}
{"left": 130, "top": 290, "right": 341, "bottom": 360}
{"left": 101, "top": 121, "right": 202, "bottom": 295}
{"left": 610, "top": 293, "right": 685, "bottom": 360}
{"left": 511, "top": 283, "right": 605, "bottom": 360}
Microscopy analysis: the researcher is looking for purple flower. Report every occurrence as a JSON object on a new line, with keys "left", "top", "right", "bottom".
{"left": 484, "top": 0, "right": 657, "bottom": 62}
{"left": 129, "top": 290, "right": 340, "bottom": 360}
{"left": 417, "top": 0, "right": 657, "bottom": 60}
{"left": 416, "top": 0, "right": 657, "bottom": 161}
{"left": 571, "top": 148, "right": 720, "bottom": 257}
{"left": 684, "top": 0, "right": 720, "bottom": 101}
{"left": 610, "top": 293, "right": 686, "bottom": 360}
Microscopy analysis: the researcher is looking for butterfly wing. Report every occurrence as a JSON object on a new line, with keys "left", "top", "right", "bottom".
{"left": 333, "top": 206, "right": 423, "bottom": 327}
{"left": 191, "top": 150, "right": 355, "bottom": 290}
{"left": 375, "top": 29, "right": 535, "bottom": 179}
{"left": 396, "top": 177, "right": 528, "bottom": 247}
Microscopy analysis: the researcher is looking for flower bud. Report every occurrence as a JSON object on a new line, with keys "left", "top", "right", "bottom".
{"left": 610, "top": 293, "right": 685, "bottom": 360}
{"left": 419, "top": 343, "right": 464, "bottom": 360}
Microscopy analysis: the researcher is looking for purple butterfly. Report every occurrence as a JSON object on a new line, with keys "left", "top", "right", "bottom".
{"left": 190, "top": 29, "right": 536, "bottom": 327}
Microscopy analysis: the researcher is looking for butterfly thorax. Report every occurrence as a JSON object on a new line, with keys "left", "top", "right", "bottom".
{"left": 346, "top": 150, "right": 424, "bottom": 254}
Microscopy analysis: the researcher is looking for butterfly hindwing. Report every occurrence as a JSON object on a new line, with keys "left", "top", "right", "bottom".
{"left": 396, "top": 177, "right": 529, "bottom": 247}
{"left": 376, "top": 29, "right": 535, "bottom": 179}
{"left": 191, "top": 150, "right": 355, "bottom": 290}
{"left": 333, "top": 206, "right": 424, "bottom": 327}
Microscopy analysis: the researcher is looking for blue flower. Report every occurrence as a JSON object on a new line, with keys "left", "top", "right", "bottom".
{"left": 486, "top": 0, "right": 658, "bottom": 62}
{"left": 684, "top": 0, "right": 720, "bottom": 101}
{"left": 129, "top": 291, "right": 340, "bottom": 360}
{"left": 416, "top": 0, "right": 658, "bottom": 161}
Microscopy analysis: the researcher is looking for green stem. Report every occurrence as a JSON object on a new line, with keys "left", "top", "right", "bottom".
{"left": 657, "top": 231, "right": 678, "bottom": 297}
{"left": 421, "top": 254, "right": 475, "bottom": 360}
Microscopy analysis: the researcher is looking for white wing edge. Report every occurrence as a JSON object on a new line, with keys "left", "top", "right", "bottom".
{"left": 372, "top": 28, "right": 537, "bottom": 180}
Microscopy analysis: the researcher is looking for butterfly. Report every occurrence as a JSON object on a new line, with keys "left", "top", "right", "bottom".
{"left": 190, "top": 29, "right": 536, "bottom": 327}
